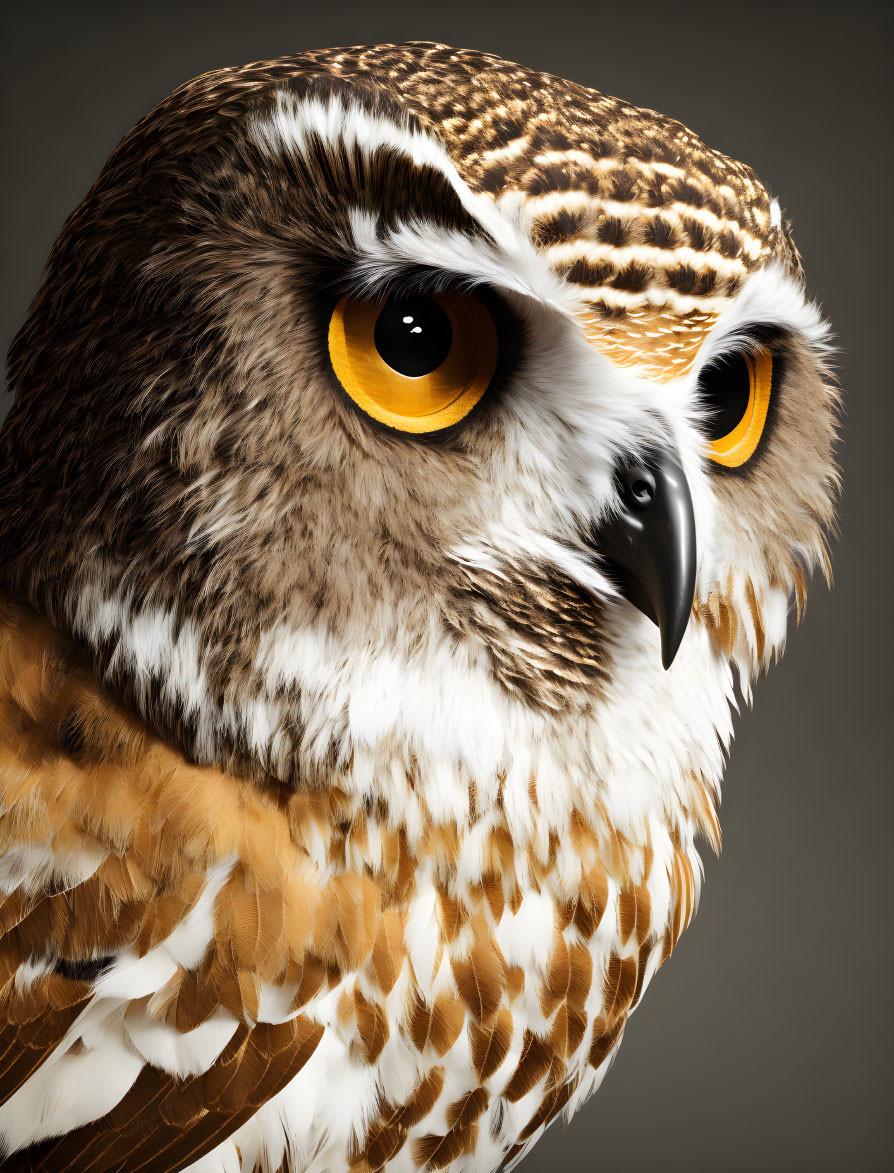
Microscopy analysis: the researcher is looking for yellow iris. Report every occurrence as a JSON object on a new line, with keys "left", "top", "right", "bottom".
{"left": 708, "top": 348, "right": 774, "bottom": 468}
{"left": 328, "top": 293, "right": 498, "bottom": 434}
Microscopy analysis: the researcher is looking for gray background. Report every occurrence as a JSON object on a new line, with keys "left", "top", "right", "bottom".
{"left": 2, "top": 2, "right": 891, "bottom": 1170}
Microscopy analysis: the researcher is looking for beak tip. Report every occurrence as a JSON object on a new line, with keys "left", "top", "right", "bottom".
{"left": 659, "top": 608, "right": 691, "bottom": 670}
{"left": 660, "top": 637, "right": 681, "bottom": 671}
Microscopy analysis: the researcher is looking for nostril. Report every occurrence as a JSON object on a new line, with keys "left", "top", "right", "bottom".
{"left": 630, "top": 478, "right": 654, "bottom": 507}
{"left": 614, "top": 460, "right": 658, "bottom": 510}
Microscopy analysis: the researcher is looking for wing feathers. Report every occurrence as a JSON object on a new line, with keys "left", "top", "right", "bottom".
{"left": 11, "top": 1017, "right": 323, "bottom": 1173}
{"left": 0, "top": 973, "right": 92, "bottom": 1107}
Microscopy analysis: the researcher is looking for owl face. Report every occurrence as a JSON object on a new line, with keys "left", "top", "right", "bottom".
{"left": 0, "top": 48, "right": 838, "bottom": 846}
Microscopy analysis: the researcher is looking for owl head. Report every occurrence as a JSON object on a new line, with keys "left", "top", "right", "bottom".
{"left": 0, "top": 44, "right": 838, "bottom": 847}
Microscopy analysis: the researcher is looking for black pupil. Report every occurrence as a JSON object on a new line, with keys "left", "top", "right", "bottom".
{"left": 374, "top": 297, "right": 452, "bottom": 378}
{"left": 699, "top": 351, "right": 751, "bottom": 441}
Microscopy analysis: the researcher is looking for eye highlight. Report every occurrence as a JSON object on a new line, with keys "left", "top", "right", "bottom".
{"left": 328, "top": 292, "right": 498, "bottom": 433}
{"left": 700, "top": 346, "right": 774, "bottom": 467}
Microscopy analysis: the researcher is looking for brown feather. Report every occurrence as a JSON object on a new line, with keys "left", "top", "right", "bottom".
{"left": 502, "top": 1029, "right": 553, "bottom": 1102}
{"left": 588, "top": 1014, "right": 625, "bottom": 1071}
{"left": 0, "top": 975, "right": 93, "bottom": 1107}
{"left": 353, "top": 990, "right": 390, "bottom": 1064}
{"left": 446, "top": 1086, "right": 490, "bottom": 1130}
{"left": 14, "top": 1017, "right": 323, "bottom": 1173}
{"left": 450, "top": 912, "right": 505, "bottom": 1023}
{"left": 518, "top": 1058, "right": 575, "bottom": 1142}
{"left": 412, "top": 1124, "right": 478, "bottom": 1170}
{"left": 469, "top": 1008, "right": 513, "bottom": 1081}
{"left": 369, "top": 908, "right": 404, "bottom": 996}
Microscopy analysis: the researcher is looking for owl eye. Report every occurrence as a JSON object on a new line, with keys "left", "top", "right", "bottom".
{"left": 328, "top": 292, "right": 498, "bottom": 433}
{"left": 699, "top": 345, "right": 774, "bottom": 467}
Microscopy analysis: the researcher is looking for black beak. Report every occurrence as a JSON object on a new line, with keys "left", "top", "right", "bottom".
{"left": 596, "top": 447, "right": 697, "bottom": 669}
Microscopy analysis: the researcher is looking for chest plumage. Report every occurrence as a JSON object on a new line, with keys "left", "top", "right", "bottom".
{"left": 0, "top": 597, "right": 701, "bottom": 1170}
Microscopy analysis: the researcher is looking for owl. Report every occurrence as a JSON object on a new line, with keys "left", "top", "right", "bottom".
{"left": 0, "top": 42, "right": 838, "bottom": 1173}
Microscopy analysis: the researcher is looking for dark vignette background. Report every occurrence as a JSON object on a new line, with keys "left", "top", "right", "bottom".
{"left": 1, "top": 2, "right": 891, "bottom": 1170}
